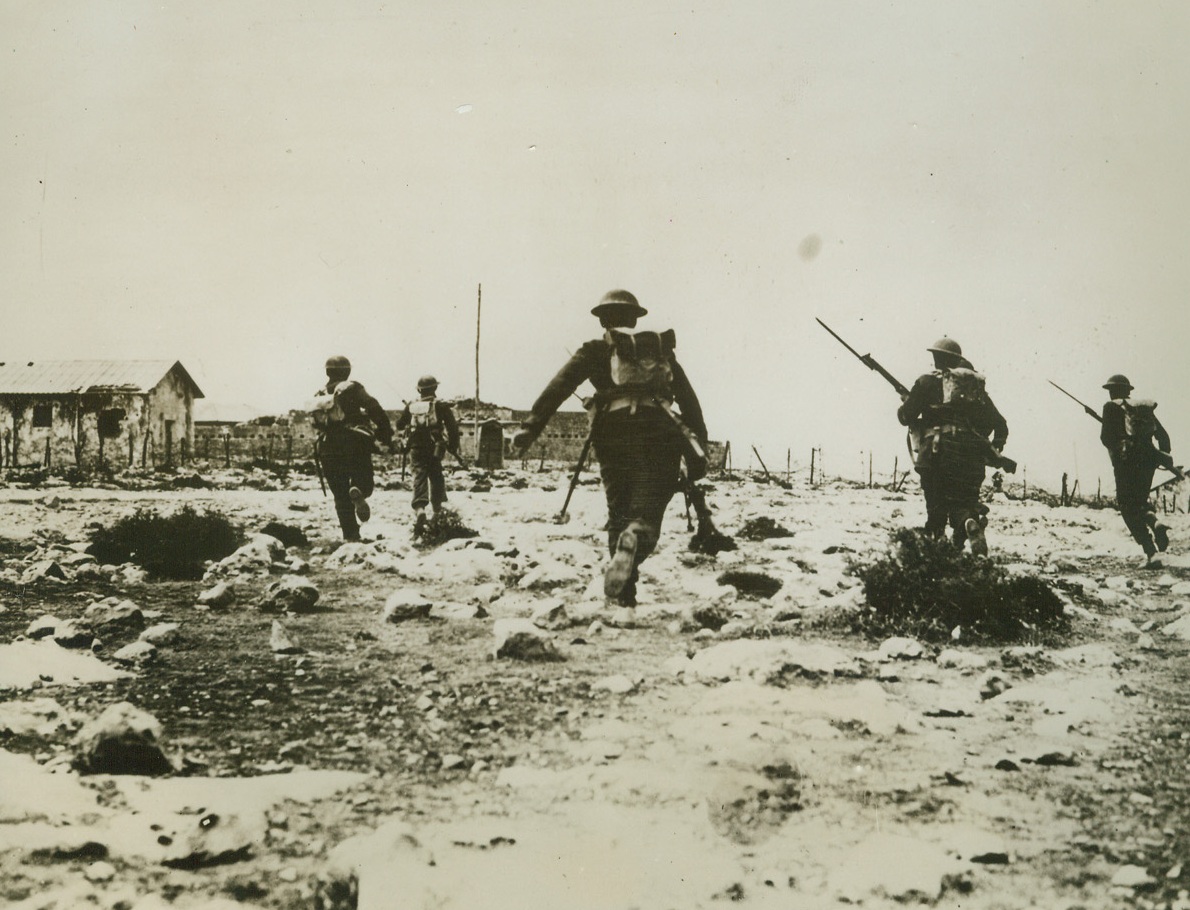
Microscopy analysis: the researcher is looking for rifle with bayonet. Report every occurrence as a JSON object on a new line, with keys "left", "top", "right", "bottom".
{"left": 817, "top": 318, "right": 1017, "bottom": 474}
{"left": 1048, "top": 380, "right": 1185, "bottom": 480}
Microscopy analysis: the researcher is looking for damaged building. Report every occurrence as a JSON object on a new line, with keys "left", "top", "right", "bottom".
{"left": 0, "top": 360, "right": 204, "bottom": 472}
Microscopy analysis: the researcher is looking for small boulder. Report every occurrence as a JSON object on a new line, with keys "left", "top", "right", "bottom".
{"left": 73, "top": 701, "right": 173, "bottom": 775}
{"left": 197, "top": 581, "right": 236, "bottom": 608}
{"left": 260, "top": 575, "right": 321, "bottom": 614}
{"left": 112, "top": 640, "right": 158, "bottom": 665}
{"left": 382, "top": 590, "right": 433, "bottom": 623}
{"left": 270, "top": 620, "right": 304, "bottom": 654}
{"left": 493, "top": 619, "right": 563, "bottom": 662}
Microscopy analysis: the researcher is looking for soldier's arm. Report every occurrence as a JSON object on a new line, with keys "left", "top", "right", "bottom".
{"left": 897, "top": 376, "right": 931, "bottom": 426}
{"left": 671, "top": 359, "right": 708, "bottom": 445}
{"left": 518, "top": 342, "right": 600, "bottom": 442}
{"left": 1155, "top": 414, "right": 1172, "bottom": 454}
{"left": 441, "top": 402, "right": 461, "bottom": 451}
{"left": 983, "top": 395, "right": 1009, "bottom": 451}
{"left": 361, "top": 389, "right": 394, "bottom": 446}
{"left": 1100, "top": 401, "right": 1123, "bottom": 450}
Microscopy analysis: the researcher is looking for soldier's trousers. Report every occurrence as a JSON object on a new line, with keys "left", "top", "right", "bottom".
{"left": 1113, "top": 457, "right": 1159, "bottom": 554}
{"left": 918, "top": 440, "right": 986, "bottom": 548}
{"left": 409, "top": 451, "right": 447, "bottom": 512}
{"left": 320, "top": 439, "right": 374, "bottom": 541}
{"left": 594, "top": 410, "right": 683, "bottom": 601}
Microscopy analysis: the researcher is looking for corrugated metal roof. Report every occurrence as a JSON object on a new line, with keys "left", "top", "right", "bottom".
{"left": 0, "top": 360, "right": 204, "bottom": 397}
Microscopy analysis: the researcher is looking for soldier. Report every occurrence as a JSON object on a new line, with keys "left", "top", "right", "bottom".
{"left": 311, "top": 355, "right": 394, "bottom": 542}
{"left": 396, "top": 375, "right": 463, "bottom": 537}
{"left": 897, "top": 337, "right": 1008, "bottom": 555}
{"left": 513, "top": 289, "right": 707, "bottom": 617}
{"left": 1100, "top": 374, "right": 1173, "bottom": 566}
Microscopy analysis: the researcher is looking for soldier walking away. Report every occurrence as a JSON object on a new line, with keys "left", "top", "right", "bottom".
{"left": 396, "top": 375, "right": 463, "bottom": 537}
{"left": 513, "top": 289, "right": 707, "bottom": 620}
{"left": 311, "top": 355, "right": 394, "bottom": 542}
{"left": 897, "top": 337, "right": 1008, "bottom": 555}
{"left": 1100, "top": 374, "right": 1173, "bottom": 566}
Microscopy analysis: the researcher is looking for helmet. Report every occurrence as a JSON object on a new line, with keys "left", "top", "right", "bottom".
{"left": 1103, "top": 373, "right": 1133, "bottom": 391}
{"left": 591, "top": 289, "right": 648, "bottom": 319}
{"left": 417, "top": 374, "right": 439, "bottom": 393}
{"left": 325, "top": 355, "right": 351, "bottom": 375}
{"left": 926, "top": 337, "right": 962, "bottom": 358}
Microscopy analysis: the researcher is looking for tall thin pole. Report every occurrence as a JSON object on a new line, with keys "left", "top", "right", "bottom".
{"left": 474, "top": 283, "right": 482, "bottom": 457}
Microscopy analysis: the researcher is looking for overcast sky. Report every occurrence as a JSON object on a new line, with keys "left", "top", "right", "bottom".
{"left": 3, "top": 1, "right": 1188, "bottom": 492}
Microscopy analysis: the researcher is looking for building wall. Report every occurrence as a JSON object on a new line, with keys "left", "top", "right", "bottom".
{"left": 0, "top": 370, "right": 197, "bottom": 472}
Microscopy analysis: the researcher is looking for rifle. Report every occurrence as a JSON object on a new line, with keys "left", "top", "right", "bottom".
{"left": 683, "top": 474, "right": 736, "bottom": 554}
{"left": 312, "top": 438, "right": 327, "bottom": 496}
{"left": 1048, "top": 380, "right": 1102, "bottom": 422}
{"left": 1049, "top": 379, "right": 1184, "bottom": 479}
{"left": 817, "top": 317, "right": 1016, "bottom": 474}
{"left": 553, "top": 404, "right": 603, "bottom": 524}
{"left": 816, "top": 318, "right": 910, "bottom": 397}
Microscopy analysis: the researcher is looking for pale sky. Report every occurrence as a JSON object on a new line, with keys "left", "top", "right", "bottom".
{"left": 3, "top": 1, "right": 1189, "bottom": 492}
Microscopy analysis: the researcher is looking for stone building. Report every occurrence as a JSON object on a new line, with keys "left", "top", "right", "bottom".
{"left": 0, "top": 360, "right": 203, "bottom": 472}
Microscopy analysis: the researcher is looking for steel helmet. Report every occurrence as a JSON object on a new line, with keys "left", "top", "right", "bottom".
{"left": 926, "top": 337, "right": 963, "bottom": 358}
{"left": 417, "top": 374, "right": 439, "bottom": 393}
{"left": 591, "top": 289, "right": 648, "bottom": 319}
{"left": 1103, "top": 374, "right": 1133, "bottom": 391}
{"left": 325, "top": 355, "right": 351, "bottom": 375}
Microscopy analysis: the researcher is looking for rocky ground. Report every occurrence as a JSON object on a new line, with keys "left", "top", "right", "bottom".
{"left": 2, "top": 464, "right": 1190, "bottom": 910}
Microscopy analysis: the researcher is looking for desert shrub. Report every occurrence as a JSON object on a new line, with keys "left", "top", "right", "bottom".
{"left": 738, "top": 516, "right": 793, "bottom": 541}
{"left": 415, "top": 507, "right": 478, "bottom": 548}
{"left": 261, "top": 521, "right": 308, "bottom": 549}
{"left": 87, "top": 506, "right": 243, "bottom": 580}
{"left": 717, "top": 569, "right": 783, "bottom": 599}
{"left": 853, "top": 528, "right": 1066, "bottom": 644}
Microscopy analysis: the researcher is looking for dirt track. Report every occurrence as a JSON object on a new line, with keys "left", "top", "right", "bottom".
{"left": 2, "top": 468, "right": 1190, "bottom": 909}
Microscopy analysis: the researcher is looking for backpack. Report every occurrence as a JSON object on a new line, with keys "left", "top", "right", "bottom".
{"left": 404, "top": 398, "right": 446, "bottom": 456}
{"left": 310, "top": 380, "right": 360, "bottom": 432}
{"left": 606, "top": 328, "right": 676, "bottom": 400}
{"left": 940, "top": 367, "right": 987, "bottom": 411}
{"left": 1119, "top": 399, "right": 1159, "bottom": 461}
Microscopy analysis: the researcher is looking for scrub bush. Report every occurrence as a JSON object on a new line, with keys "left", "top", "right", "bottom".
{"left": 853, "top": 528, "right": 1067, "bottom": 644}
{"left": 88, "top": 506, "right": 242, "bottom": 580}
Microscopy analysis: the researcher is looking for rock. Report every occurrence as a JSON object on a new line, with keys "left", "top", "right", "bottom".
{"left": 270, "top": 621, "right": 304, "bottom": 654}
{"left": 441, "top": 754, "right": 468, "bottom": 770}
{"left": 431, "top": 601, "right": 487, "bottom": 620}
{"left": 85, "top": 599, "right": 147, "bottom": 639}
{"left": 260, "top": 576, "right": 321, "bottom": 614}
{"left": 978, "top": 673, "right": 1012, "bottom": 700}
{"left": 21, "top": 559, "right": 67, "bottom": 584}
{"left": 112, "top": 640, "right": 158, "bottom": 665}
{"left": 53, "top": 620, "right": 96, "bottom": 650}
{"left": 530, "top": 599, "right": 569, "bottom": 630}
{"left": 197, "top": 581, "right": 236, "bottom": 608}
{"left": 592, "top": 675, "right": 637, "bottom": 694}
{"left": 84, "top": 860, "right": 117, "bottom": 883}
{"left": 140, "top": 622, "right": 181, "bottom": 646}
{"left": 492, "top": 619, "right": 563, "bottom": 662}
{"left": 1111, "top": 865, "right": 1154, "bottom": 888}
{"left": 878, "top": 637, "right": 926, "bottom": 660}
{"left": 383, "top": 590, "right": 433, "bottom": 623}
{"left": 1170, "top": 581, "right": 1190, "bottom": 597}
{"left": 26, "top": 614, "right": 60, "bottom": 640}
{"left": 1161, "top": 614, "right": 1190, "bottom": 641}
{"left": 74, "top": 701, "right": 173, "bottom": 775}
